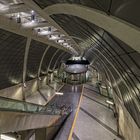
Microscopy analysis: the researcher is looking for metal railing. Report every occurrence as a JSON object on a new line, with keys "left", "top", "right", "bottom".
{"left": 0, "top": 96, "right": 71, "bottom": 115}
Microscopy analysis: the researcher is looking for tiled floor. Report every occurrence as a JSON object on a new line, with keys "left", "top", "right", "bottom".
{"left": 73, "top": 85, "right": 121, "bottom": 140}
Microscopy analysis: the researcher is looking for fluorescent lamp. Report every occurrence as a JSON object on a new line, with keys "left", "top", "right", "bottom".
{"left": 101, "top": 86, "right": 106, "bottom": 89}
{"left": 55, "top": 92, "right": 63, "bottom": 95}
{"left": 62, "top": 43, "right": 68, "bottom": 46}
{"left": 22, "top": 21, "right": 37, "bottom": 28}
{"left": 49, "top": 35, "right": 60, "bottom": 40}
{"left": 1, "top": 134, "right": 16, "bottom": 140}
{"left": 57, "top": 40, "right": 64, "bottom": 43}
{"left": 16, "top": 14, "right": 21, "bottom": 23}
{"left": 31, "top": 10, "right": 35, "bottom": 21}
{"left": 66, "top": 45, "right": 71, "bottom": 48}
{"left": 106, "top": 100, "right": 114, "bottom": 105}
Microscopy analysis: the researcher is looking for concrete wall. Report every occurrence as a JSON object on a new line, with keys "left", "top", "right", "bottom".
{"left": 113, "top": 94, "right": 140, "bottom": 140}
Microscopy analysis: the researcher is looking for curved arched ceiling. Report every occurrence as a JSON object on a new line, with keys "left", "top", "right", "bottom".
{"left": 45, "top": 3, "right": 140, "bottom": 53}
{"left": 37, "top": 1, "right": 140, "bottom": 127}
{"left": 34, "top": 0, "right": 140, "bottom": 27}
{"left": 0, "top": 0, "right": 139, "bottom": 128}
{"left": 50, "top": 14, "right": 104, "bottom": 50}
{"left": 0, "top": 28, "right": 71, "bottom": 89}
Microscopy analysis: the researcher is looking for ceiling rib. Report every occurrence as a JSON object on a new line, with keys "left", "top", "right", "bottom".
{"left": 45, "top": 3, "right": 140, "bottom": 53}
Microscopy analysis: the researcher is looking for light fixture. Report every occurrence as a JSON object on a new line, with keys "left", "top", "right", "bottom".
{"left": 106, "top": 100, "right": 114, "bottom": 105}
{"left": 38, "top": 30, "right": 51, "bottom": 35}
{"left": 49, "top": 35, "right": 60, "bottom": 40}
{"left": 31, "top": 10, "right": 35, "bottom": 22}
{"left": 0, "top": 134, "right": 16, "bottom": 140}
{"left": 62, "top": 42, "right": 68, "bottom": 46}
{"left": 55, "top": 92, "right": 63, "bottom": 96}
{"left": 16, "top": 13, "right": 21, "bottom": 23}
{"left": 57, "top": 39, "right": 65, "bottom": 43}
{"left": 48, "top": 27, "right": 51, "bottom": 32}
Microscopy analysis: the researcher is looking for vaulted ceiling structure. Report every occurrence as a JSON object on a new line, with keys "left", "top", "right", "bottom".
{"left": 0, "top": 0, "right": 140, "bottom": 128}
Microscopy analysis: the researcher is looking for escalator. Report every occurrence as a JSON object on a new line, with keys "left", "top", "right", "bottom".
{"left": 0, "top": 96, "right": 71, "bottom": 134}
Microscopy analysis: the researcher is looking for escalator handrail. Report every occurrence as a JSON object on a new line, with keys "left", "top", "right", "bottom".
{"left": 0, "top": 96, "right": 62, "bottom": 115}
{"left": 0, "top": 96, "right": 44, "bottom": 107}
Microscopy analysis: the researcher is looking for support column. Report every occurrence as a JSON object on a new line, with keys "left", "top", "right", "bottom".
{"left": 22, "top": 37, "right": 31, "bottom": 100}
{"left": 46, "top": 49, "right": 59, "bottom": 84}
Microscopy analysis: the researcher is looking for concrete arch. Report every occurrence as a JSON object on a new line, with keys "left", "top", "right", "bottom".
{"left": 45, "top": 4, "right": 140, "bottom": 53}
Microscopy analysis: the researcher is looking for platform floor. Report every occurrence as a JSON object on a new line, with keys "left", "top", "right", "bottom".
{"left": 73, "top": 84, "right": 121, "bottom": 140}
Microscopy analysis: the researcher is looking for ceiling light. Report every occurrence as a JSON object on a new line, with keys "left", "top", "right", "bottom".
{"left": 38, "top": 30, "right": 51, "bottom": 35}
{"left": 57, "top": 40, "right": 65, "bottom": 43}
{"left": 31, "top": 10, "right": 35, "bottom": 22}
{"left": 0, "top": 134, "right": 16, "bottom": 140}
{"left": 62, "top": 42, "right": 68, "bottom": 46}
{"left": 106, "top": 100, "right": 114, "bottom": 105}
{"left": 49, "top": 35, "right": 60, "bottom": 40}
{"left": 16, "top": 13, "right": 21, "bottom": 23}
{"left": 55, "top": 92, "right": 63, "bottom": 96}
{"left": 48, "top": 27, "right": 51, "bottom": 32}
{"left": 22, "top": 21, "right": 37, "bottom": 27}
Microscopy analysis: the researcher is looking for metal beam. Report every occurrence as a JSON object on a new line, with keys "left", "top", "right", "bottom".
{"left": 23, "top": 37, "right": 31, "bottom": 84}
{"left": 0, "top": 15, "right": 69, "bottom": 53}
{"left": 52, "top": 52, "right": 65, "bottom": 72}
{"left": 89, "top": 48, "right": 140, "bottom": 109}
{"left": 46, "top": 49, "right": 60, "bottom": 74}
{"left": 90, "top": 53, "right": 123, "bottom": 101}
{"left": 45, "top": 3, "right": 140, "bottom": 53}
{"left": 38, "top": 46, "right": 50, "bottom": 77}
{"left": 22, "top": 0, "right": 80, "bottom": 54}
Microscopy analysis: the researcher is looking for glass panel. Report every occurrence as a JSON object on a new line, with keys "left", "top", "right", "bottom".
{"left": 0, "top": 97, "right": 59, "bottom": 114}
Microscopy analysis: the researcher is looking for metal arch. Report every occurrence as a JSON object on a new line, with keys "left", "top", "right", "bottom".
{"left": 57, "top": 53, "right": 71, "bottom": 73}
{"left": 45, "top": 3, "right": 140, "bottom": 53}
{"left": 72, "top": 31, "right": 139, "bottom": 99}
{"left": 52, "top": 52, "right": 65, "bottom": 72}
{"left": 37, "top": 45, "right": 50, "bottom": 78}
{"left": 90, "top": 52, "right": 123, "bottom": 101}
{"left": 23, "top": 37, "right": 31, "bottom": 84}
{"left": 46, "top": 49, "right": 60, "bottom": 74}
{"left": 89, "top": 47, "right": 140, "bottom": 110}
{"left": 22, "top": 0, "right": 80, "bottom": 54}
{"left": 0, "top": 15, "right": 69, "bottom": 53}
{"left": 75, "top": 25, "right": 140, "bottom": 94}
{"left": 70, "top": 36, "right": 83, "bottom": 41}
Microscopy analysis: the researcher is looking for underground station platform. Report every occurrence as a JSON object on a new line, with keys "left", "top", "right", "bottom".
{"left": 0, "top": 0, "right": 140, "bottom": 140}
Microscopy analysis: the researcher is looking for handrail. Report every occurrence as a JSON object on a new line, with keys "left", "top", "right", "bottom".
{"left": 0, "top": 96, "right": 72, "bottom": 116}
{"left": 0, "top": 96, "right": 61, "bottom": 115}
{"left": 0, "top": 96, "right": 44, "bottom": 107}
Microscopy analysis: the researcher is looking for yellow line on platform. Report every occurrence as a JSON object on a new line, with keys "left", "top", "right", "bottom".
{"left": 68, "top": 85, "right": 84, "bottom": 140}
